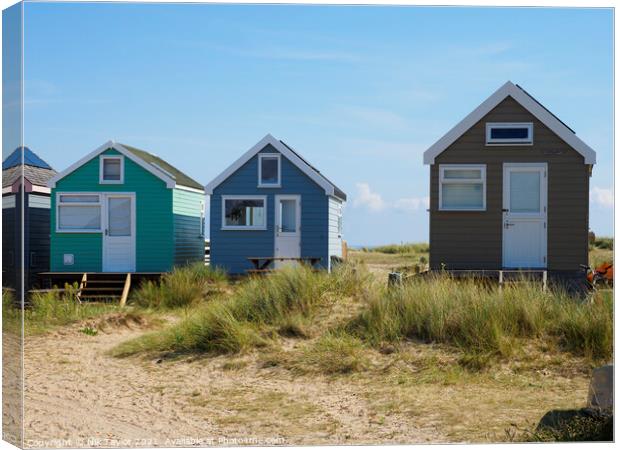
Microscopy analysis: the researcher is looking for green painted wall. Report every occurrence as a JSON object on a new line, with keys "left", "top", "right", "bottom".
{"left": 172, "top": 188, "right": 205, "bottom": 266}
{"left": 50, "top": 148, "right": 174, "bottom": 272}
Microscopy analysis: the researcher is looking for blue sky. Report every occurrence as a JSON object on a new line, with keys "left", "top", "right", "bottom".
{"left": 9, "top": 3, "right": 614, "bottom": 245}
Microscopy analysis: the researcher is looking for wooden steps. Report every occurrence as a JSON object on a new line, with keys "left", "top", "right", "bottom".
{"left": 77, "top": 273, "right": 132, "bottom": 305}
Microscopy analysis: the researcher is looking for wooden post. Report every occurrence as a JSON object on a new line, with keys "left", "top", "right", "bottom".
{"left": 120, "top": 273, "right": 131, "bottom": 307}
{"left": 76, "top": 273, "right": 87, "bottom": 303}
{"left": 498, "top": 270, "right": 503, "bottom": 294}
{"left": 542, "top": 270, "right": 548, "bottom": 292}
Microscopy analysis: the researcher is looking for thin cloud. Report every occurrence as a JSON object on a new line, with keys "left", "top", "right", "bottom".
{"left": 353, "top": 182, "right": 428, "bottom": 213}
{"left": 591, "top": 186, "right": 613, "bottom": 208}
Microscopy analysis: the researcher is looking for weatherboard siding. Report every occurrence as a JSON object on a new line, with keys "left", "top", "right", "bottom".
{"left": 328, "top": 197, "right": 343, "bottom": 267}
{"left": 429, "top": 96, "right": 589, "bottom": 272}
{"left": 211, "top": 145, "right": 329, "bottom": 274}
{"left": 50, "top": 148, "right": 174, "bottom": 272}
{"left": 173, "top": 188, "right": 205, "bottom": 266}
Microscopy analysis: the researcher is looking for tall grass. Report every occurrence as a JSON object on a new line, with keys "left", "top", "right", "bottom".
{"left": 347, "top": 276, "right": 612, "bottom": 361}
{"left": 361, "top": 243, "right": 429, "bottom": 254}
{"left": 3, "top": 285, "right": 121, "bottom": 334}
{"left": 112, "top": 263, "right": 371, "bottom": 357}
{"left": 130, "top": 263, "right": 227, "bottom": 309}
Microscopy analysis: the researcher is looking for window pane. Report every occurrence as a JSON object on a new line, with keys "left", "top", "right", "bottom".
{"left": 279, "top": 199, "right": 297, "bottom": 232}
{"left": 260, "top": 157, "right": 279, "bottom": 184}
{"left": 58, "top": 205, "right": 101, "bottom": 230}
{"left": 225, "top": 199, "right": 265, "bottom": 227}
{"left": 443, "top": 169, "right": 481, "bottom": 179}
{"left": 103, "top": 159, "right": 121, "bottom": 180}
{"left": 490, "top": 127, "right": 529, "bottom": 140}
{"left": 442, "top": 183, "right": 483, "bottom": 209}
{"left": 510, "top": 172, "right": 540, "bottom": 212}
{"left": 108, "top": 197, "right": 131, "bottom": 236}
{"left": 59, "top": 194, "right": 99, "bottom": 203}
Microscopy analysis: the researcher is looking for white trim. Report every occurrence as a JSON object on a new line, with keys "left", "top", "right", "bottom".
{"left": 486, "top": 122, "right": 533, "bottom": 145}
{"left": 2, "top": 195, "right": 16, "bottom": 209}
{"left": 274, "top": 195, "right": 301, "bottom": 236}
{"left": 102, "top": 193, "right": 136, "bottom": 272}
{"left": 48, "top": 141, "right": 176, "bottom": 188}
{"left": 205, "top": 134, "right": 335, "bottom": 196}
{"left": 258, "top": 153, "right": 282, "bottom": 188}
{"left": 274, "top": 195, "right": 302, "bottom": 267}
{"left": 31, "top": 185, "right": 50, "bottom": 194}
{"left": 423, "top": 81, "right": 596, "bottom": 165}
{"left": 55, "top": 192, "right": 103, "bottom": 233}
{"left": 502, "top": 163, "right": 548, "bottom": 269}
{"left": 99, "top": 155, "right": 125, "bottom": 184}
{"left": 175, "top": 184, "right": 205, "bottom": 194}
{"left": 221, "top": 195, "right": 267, "bottom": 231}
{"left": 438, "top": 164, "right": 486, "bottom": 211}
{"left": 2, "top": 187, "right": 12, "bottom": 195}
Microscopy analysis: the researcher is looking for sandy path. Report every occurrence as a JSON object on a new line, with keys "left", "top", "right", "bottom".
{"left": 23, "top": 317, "right": 445, "bottom": 447}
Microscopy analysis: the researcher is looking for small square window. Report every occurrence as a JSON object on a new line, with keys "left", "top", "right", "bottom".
{"left": 258, "top": 154, "right": 281, "bottom": 187}
{"left": 486, "top": 123, "right": 533, "bottom": 145}
{"left": 439, "top": 165, "right": 486, "bottom": 211}
{"left": 100, "top": 156, "right": 124, "bottom": 183}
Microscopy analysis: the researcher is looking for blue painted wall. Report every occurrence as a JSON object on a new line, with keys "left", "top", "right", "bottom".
{"left": 210, "top": 144, "right": 330, "bottom": 274}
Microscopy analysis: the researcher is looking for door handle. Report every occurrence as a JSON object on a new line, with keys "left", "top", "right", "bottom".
{"left": 502, "top": 209, "right": 509, "bottom": 213}
{"left": 105, "top": 229, "right": 109, "bottom": 235}
{"left": 504, "top": 222, "right": 514, "bottom": 228}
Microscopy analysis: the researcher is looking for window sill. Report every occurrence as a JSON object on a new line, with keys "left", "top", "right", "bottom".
{"left": 99, "top": 180, "right": 124, "bottom": 184}
{"left": 55, "top": 229, "right": 102, "bottom": 233}
{"left": 438, "top": 208, "right": 486, "bottom": 212}
{"left": 257, "top": 184, "right": 281, "bottom": 188}
{"left": 221, "top": 227, "right": 267, "bottom": 231}
{"left": 485, "top": 142, "right": 533, "bottom": 146}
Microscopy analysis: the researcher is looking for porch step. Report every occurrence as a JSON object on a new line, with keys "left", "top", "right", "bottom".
{"left": 77, "top": 273, "right": 132, "bottom": 306}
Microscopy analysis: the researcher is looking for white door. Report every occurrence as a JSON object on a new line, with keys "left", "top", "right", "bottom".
{"left": 274, "top": 195, "right": 301, "bottom": 268}
{"left": 103, "top": 194, "right": 136, "bottom": 272}
{"left": 502, "top": 163, "right": 547, "bottom": 268}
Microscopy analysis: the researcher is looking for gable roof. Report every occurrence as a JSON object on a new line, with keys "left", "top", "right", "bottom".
{"left": 3, "top": 165, "right": 57, "bottom": 188}
{"left": 2, "top": 147, "right": 57, "bottom": 189}
{"left": 423, "top": 81, "right": 596, "bottom": 165}
{"left": 205, "top": 134, "right": 347, "bottom": 201}
{"left": 3, "top": 146, "right": 54, "bottom": 170}
{"left": 47, "top": 141, "right": 204, "bottom": 191}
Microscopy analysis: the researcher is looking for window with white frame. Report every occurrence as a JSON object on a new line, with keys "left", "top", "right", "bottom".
{"left": 100, "top": 156, "right": 124, "bottom": 183}
{"left": 258, "top": 154, "right": 281, "bottom": 187}
{"left": 439, "top": 165, "right": 486, "bottom": 211}
{"left": 486, "top": 122, "right": 533, "bottom": 145}
{"left": 57, "top": 194, "right": 102, "bottom": 231}
{"left": 222, "top": 196, "right": 266, "bottom": 230}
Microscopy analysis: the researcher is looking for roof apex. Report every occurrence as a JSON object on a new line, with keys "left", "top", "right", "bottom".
{"left": 422, "top": 81, "right": 596, "bottom": 165}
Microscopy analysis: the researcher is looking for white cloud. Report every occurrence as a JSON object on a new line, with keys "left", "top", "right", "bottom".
{"left": 591, "top": 186, "right": 614, "bottom": 208}
{"left": 353, "top": 182, "right": 386, "bottom": 212}
{"left": 353, "top": 183, "right": 428, "bottom": 213}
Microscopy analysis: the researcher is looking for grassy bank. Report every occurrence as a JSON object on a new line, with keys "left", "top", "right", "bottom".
{"left": 112, "top": 263, "right": 372, "bottom": 357}
{"left": 113, "top": 263, "right": 612, "bottom": 367}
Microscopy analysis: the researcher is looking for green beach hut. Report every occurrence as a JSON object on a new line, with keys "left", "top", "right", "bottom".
{"left": 47, "top": 141, "right": 205, "bottom": 273}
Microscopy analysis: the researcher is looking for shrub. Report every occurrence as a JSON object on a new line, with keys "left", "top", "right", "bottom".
{"left": 131, "top": 263, "right": 226, "bottom": 309}
{"left": 593, "top": 237, "right": 613, "bottom": 250}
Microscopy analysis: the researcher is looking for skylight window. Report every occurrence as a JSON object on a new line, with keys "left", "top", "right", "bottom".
{"left": 486, "top": 123, "right": 533, "bottom": 145}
